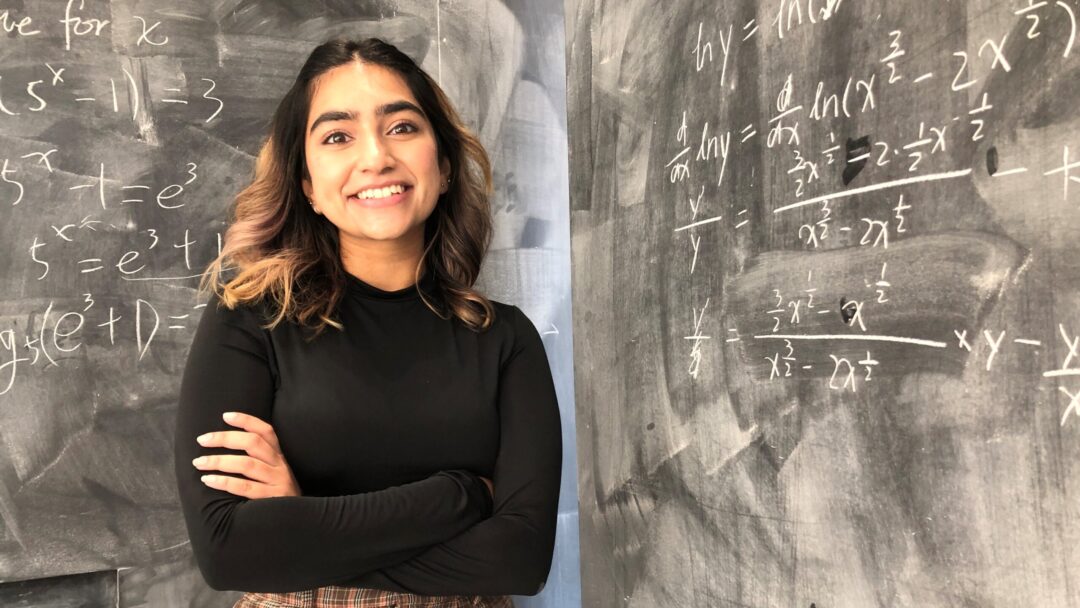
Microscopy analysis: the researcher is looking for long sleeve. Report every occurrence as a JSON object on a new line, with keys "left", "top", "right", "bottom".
{"left": 172, "top": 295, "right": 495, "bottom": 593}
{"left": 342, "top": 305, "right": 564, "bottom": 596}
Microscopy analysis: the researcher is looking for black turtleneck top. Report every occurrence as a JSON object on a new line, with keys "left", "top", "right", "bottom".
{"left": 172, "top": 267, "right": 562, "bottom": 596}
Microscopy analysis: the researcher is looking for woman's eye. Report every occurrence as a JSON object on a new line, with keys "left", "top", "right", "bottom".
{"left": 323, "top": 132, "right": 348, "bottom": 145}
{"left": 390, "top": 122, "right": 418, "bottom": 135}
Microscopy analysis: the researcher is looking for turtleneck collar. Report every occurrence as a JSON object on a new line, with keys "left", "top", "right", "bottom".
{"left": 345, "top": 265, "right": 438, "bottom": 302}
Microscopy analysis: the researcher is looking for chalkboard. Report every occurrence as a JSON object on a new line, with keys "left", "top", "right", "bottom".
{"left": 0, "top": 1, "right": 578, "bottom": 607}
{"left": 567, "top": 0, "right": 1080, "bottom": 606}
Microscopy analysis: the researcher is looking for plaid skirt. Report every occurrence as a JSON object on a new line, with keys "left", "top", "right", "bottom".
{"left": 232, "top": 585, "right": 514, "bottom": 608}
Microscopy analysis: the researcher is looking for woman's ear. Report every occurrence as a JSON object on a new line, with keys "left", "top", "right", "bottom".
{"left": 439, "top": 157, "right": 451, "bottom": 194}
{"left": 301, "top": 178, "right": 321, "bottom": 214}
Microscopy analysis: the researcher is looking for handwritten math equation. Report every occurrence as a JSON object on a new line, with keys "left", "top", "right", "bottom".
{"left": 665, "top": 0, "right": 1080, "bottom": 427}
{"left": 1, "top": 2, "right": 222, "bottom": 122}
{"left": 0, "top": 297, "right": 208, "bottom": 396}
{"left": 0, "top": 1, "right": 235, "bottom": 397}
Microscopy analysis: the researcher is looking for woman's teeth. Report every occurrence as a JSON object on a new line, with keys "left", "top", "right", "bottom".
{"left": 354, "top": 184, "right": 406, "bottom": 199}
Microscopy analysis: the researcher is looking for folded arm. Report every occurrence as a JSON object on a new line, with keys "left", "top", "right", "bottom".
{"left": 173, "top": 296, "right": 493, "bottom": 592}
{"left": 343, "top": 305, "right": 564, "bottom": 596}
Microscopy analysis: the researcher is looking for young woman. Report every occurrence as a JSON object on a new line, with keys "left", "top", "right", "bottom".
{"left": 172, "top": 37, "right": 562, "bottom": 608}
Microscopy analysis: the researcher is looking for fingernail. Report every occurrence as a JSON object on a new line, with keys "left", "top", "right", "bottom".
{"left": 202, "top": 475, "right": 216, "bottom": 484}
{"left": 223, "top": 412, "right": 237, "bottom": 422}
{"left": 197, "top": 434, "right": 211, "bottom": 444}
{"left": 192, "top": 457, "right": 207, "bottom": 467}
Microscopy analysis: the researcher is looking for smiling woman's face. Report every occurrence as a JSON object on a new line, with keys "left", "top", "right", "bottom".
{"left": 302, "top": 61, "right": 449, "bottom": 249}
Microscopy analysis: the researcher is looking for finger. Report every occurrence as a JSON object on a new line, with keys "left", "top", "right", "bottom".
{"left": 222, "top": 411, "right": 282, "bottom": 452}
{"left": 197, "top": 430, "right": 276, "bottom": 465}
{"left": 193, "top": 454, "right": 274, "bottom": 485}
{"left": 200, "top": 473, "right": 268, "bottom": 499}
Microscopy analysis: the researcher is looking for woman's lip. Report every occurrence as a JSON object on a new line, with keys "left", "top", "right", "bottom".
{"left": 349, "top": 186, "right": 411, "bottom": 208}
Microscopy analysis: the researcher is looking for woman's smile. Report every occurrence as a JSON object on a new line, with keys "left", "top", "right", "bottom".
{"left": 348, "top": 184, "right": 412, "bottom": 208}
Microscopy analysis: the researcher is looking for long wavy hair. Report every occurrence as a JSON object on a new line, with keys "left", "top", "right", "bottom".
{"left": 198, "top": 37, "right": 495, "bottom": 340}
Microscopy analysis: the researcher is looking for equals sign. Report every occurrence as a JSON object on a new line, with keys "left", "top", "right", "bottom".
{"left": 742, "top": 19, "right": 758, "bottom": 41}
{"left": 734, "top": 208, "right": 749, "bottom": 228}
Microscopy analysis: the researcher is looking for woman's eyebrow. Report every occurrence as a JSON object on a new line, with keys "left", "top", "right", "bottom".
{"left": 308, "top": 101, "right": 425, "bottom": 135}
{"left": 377, "top": 100, "right": 425, "bottom": 119}
{"left": 309, "top": 110, "right": 354, "bottom": 134}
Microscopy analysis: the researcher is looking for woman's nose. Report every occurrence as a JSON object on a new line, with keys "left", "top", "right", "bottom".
{"left": 353, "top": 131, "right": 393, "bottom": 171}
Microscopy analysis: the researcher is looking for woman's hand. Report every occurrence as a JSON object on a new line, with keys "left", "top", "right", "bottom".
{"left": 193, "top": 412, "right": 302, "bottom": 499}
